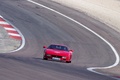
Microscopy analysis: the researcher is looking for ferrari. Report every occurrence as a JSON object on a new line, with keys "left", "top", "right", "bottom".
{"left": 43, "top": 44, "right": 73, "bottom": 63}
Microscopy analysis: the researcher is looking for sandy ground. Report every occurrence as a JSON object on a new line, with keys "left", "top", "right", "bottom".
{"left": 51, "top": 0, "right": 120, "bottom": 33}
{"left": 51, "top": 0, "right": 120, "bottom": 77}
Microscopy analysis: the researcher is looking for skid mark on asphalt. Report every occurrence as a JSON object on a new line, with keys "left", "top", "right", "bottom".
{"left": 0, "top": 15, "right": 22, "bottom": 40}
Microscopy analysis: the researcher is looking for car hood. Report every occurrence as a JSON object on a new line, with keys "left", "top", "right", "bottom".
{"left": 46, "top": 49, "right": 70, "bottom": 56}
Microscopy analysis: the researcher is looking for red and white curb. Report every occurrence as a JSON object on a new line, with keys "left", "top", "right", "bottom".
{"left": 0, "top": 15, "right": 22, "bottom": 40}
{"left": 0, "top": 15, "right": 25, "bottom": 52}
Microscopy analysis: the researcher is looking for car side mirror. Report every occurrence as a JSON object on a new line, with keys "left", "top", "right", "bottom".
{"left": 69, "top": 50, "right": 73, "bottom": 53}
{"left": 43, "top": 46, "right": 47, "bottom": 48}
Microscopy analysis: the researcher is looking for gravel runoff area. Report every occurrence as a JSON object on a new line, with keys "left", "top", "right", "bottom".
{"left": 51, "top": 0, "right": 120, "bottom": 78}
{"left": 52, "top": 0, "right": 120, "bottom": 33}
{"left": 0, "top": 26, "right": 21, "bottom": 53}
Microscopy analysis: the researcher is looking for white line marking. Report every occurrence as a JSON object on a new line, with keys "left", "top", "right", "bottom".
{"left": 0, "top": 21, "right": 9, "bottom": 25}
{"left": 8, "top": 33, "right": 21, "bottom": 37}
{"left": 27, "top": 0, "right": 120, "bottom": 76}
{"left": 0, "top": 15, "right": 3, "bottom": 18}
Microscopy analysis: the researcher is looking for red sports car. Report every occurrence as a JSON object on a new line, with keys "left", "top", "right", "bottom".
{"left": 43, "top": 44, "right": 73, "bottom": 63}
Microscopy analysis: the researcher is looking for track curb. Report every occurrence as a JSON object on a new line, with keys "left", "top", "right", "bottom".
{"left": 0, "top": 15, "right": 22, "bottom": 40}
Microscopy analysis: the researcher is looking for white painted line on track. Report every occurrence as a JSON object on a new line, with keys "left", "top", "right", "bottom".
{"left": 5, "top": 18, "right": 26, "bottom": 53}
{"left": 27, "top": 0, "right": 120, "bottom": 77}
{"left": 0, "top": 15, "right": 3, "bottom": 18}
{"left": 0, "top": 15, "right": 25, "bottom": 53}
{"left": 10, "top": 26, "right": 25, "bottom": 53}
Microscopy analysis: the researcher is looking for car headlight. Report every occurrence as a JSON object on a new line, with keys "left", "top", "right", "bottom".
{"left": 62, "top": 56, "right": 66, "bottom": 59}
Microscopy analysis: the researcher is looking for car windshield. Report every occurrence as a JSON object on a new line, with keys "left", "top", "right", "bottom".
{"left": 48, "top": 45, "right": 69, "bottom": 51}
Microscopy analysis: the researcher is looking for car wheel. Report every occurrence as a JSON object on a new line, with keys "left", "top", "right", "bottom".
{"left": 43, "top": 57, "right": 48, "bottom": 60}
{"left": 66, "top": 61, "right": 71, "bottom": 63}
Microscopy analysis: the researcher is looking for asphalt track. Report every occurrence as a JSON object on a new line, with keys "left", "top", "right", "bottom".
{"left": 0, "top": 0, "right": 120, "bottom": 80}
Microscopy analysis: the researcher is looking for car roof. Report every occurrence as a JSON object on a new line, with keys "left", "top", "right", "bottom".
{"left": 50, "top": 44, "right": 67, "bottom": 47}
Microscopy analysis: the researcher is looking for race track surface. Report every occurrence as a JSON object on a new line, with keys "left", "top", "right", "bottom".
{"left": 0, "top": 0, "right": 119, "bottom": 80}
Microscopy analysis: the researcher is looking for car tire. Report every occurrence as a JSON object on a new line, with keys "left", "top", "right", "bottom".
{"left": 43, "top": 57, "right": 48, "bottom": 60}
{"left": 66, "top": 61, "right": 71, "bottom": 63}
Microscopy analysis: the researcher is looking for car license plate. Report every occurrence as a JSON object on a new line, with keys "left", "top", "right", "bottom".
{"left": 52, "top": 57, "right": 60, "bottom": 60}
